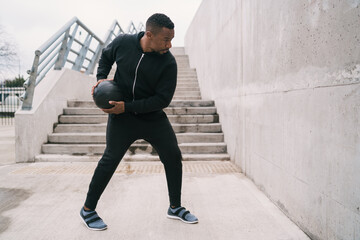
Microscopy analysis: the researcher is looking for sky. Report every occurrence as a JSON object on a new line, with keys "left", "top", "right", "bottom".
{"left": 0, "top": 0, "right": 202, "bottom": 80}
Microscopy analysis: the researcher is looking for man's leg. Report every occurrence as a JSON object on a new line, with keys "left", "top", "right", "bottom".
{"left": 144, "top": 116, "right": 198, "bottom": 224}
{"left": 144, "top": 116, "right": 182, "bottom": 208}
{"left": 84, "top": 114, "right": 136, "bottom": 210}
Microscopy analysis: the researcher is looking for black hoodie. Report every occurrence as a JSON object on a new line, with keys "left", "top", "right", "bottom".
{"left": 96, "top": 31, "right": 177, "bottom": 119}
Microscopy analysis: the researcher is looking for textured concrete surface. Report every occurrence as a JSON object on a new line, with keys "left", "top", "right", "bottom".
{"left": 0, "top": 126, "right": 15, "bottom": 166}
{"left": 185, "top": 1, "right": 360, "bottom": 239}
{"left": 0, "top": 161, "right": 310, "bottom": 240}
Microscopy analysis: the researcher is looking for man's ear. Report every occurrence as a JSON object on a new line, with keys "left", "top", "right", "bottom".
{"left": 145, "top": 31, "right": 153, "bottom": 39}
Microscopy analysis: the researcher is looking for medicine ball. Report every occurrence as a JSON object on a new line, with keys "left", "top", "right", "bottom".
{"left": 93, "top": 80, "right": 123, "bottom": 109}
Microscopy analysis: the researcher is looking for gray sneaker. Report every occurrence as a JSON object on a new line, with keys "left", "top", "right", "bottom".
{"left": 80, "top": 207, "right": 107, "bottom": 231}
{"left": 167, "top": 206, "right": 199, "bottom": 224}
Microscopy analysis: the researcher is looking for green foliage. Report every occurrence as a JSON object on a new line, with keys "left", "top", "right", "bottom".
{"left": 3, "top": 75, "right": 25, "bottom": 87}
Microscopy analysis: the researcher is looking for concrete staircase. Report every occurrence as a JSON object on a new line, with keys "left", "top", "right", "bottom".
{"left": 35, "top": 47, "right": 230, "bottom": 162}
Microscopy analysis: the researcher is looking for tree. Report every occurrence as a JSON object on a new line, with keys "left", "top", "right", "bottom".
{"left": 0, "top": 25, "right": 18, "bottom": 80}
{"left": 4, "top": 75, "right": 25, "bottom": 87}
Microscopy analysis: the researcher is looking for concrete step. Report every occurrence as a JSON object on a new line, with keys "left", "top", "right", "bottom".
{"left": 55, "top": 123, "right": 105, "bottom": 133}
{"left": 176, "top": 80, "right": 199, "bottom": 84}
{"left": 170, "top": 47, "right": 185, "bottom": 55}
{"left": 165, "top": 107, "right": 215, "bottom": 115}
{"left": 177, "top": 78, "right": 198, "bottom": 81}
{"left": 178, "top": 68, "right": 196, "bottom": 72}
{"left": 177, "top": 65, "right": 192, "bottom": 68}
{"left": 54, "top": 123, "right": 222, "bottom": 133}
{"left": 176, "top": 64, "right": 190, "bottom": 68}
{"left": 176, "top": 87, "right": 200, "bottom": 91}
{"left": 173, "top": 91, "right": 201, "bottom": 97}
{"left": 173, "top": 96, "right": 201, "bottom": 100}
{"left": 176, "top": 82, "right": 199, "bottom": 86}
{"left": 177, "top": 75, "right": 197, "bottom": 79}
{"left": 177, "top": 74, "right": 196, "bottom": 78}
{"left": 42, "top": 142, "right": 227, "bottom": 155}
{"left": 176, "top": 81, "right": 199, "bottom": 85}
{"left": 174, "top": 58, "right": 189, "bottom": 62}
{"left": 176, "top": 85, "right": 200, "bottom": 89}
{"left": 176, "top": 62, "right": 191, "bottom": 65}
{"left": 177, "top": 82, "right": 199, "bottom": 87}
{"left": 169, "top": 100, "right": 214, "bottom": 107}
{"left": 67, "top": 100, "right": 214, "bottom": 108}
{"left": 58, "top": 114, "right": 219, "bottom": 124}
{"left": 177, "top": 76, "right": 198, "bottom": 79}
{"left": 175, "top": 59, "right": 189, "bottom": 63}
{"left": 174, "top": 91, "right": 201, "bottom": 95}
{"left": 176, "top": 83, "right": 199, "bottom": 87}
{"left": 177, "top": 74, "right": 197, "bottom": 77}
{"left": 63, "top": 107, "right": 217, "bottom": 115}
{"left": 177, "top": 79, "right": 198, "bottom": 82}
{"left": 105, "top": 70, "right": 197, "bottom": 78}
{"left": 175, "top": 63, "right": 191, "bottom": 66}
{"left": 177, "top": 67, "right": 194, "bottom": 71}
{"left": 48, "top": 132, "right": 224, "bottom": 144}
{"left": 35, "top": 153, "right": 231, "bottom": 162}
{"left": 174, "top": 55, "right": 188, "bottom": 59}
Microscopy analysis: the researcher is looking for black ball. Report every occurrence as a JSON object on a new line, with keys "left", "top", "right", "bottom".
{"left": 93, "top": 80, "right": 123, "bottom": 109}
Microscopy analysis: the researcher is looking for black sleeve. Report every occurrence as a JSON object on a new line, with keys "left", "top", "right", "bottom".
{"left": 124, "top": 61, "right": 177, "bottom": 113}
{"left": 96, "top": 36, "right": 122, "bottom": 81}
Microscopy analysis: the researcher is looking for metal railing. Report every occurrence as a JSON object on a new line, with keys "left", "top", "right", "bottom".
{"left": 20, "top": 17, "right": 143, "bottom": 110}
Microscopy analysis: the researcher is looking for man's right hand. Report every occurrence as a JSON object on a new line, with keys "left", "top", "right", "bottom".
{"left": 91, "top": 79, "right": 113, "bottom": 96}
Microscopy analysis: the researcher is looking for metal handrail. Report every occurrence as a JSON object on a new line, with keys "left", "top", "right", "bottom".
{"left": 137, "top": 22, "right": 145, "bottom": 32}
{"left": 20, "top": 17, "right": 143, "bottom": 110}
{"left": 127, "top": 22, "right": 138, "bottom": 34}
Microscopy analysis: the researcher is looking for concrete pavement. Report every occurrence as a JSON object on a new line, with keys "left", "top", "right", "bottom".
{"left": 0, "top": 159, "right": 310, "bottom": 240}
{"left": 0, "top": 125, "right": 309, "bottom": 239}
{"left": 0, "top": 125, "right": 15, "bottom": 166}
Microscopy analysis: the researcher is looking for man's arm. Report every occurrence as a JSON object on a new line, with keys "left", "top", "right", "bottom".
{"left": 96, "top": 36, "right": 121, "bottom": 81}
{"left": 93, "top": 37, "right": 121, "bottom": 113}
{"left": 125, "top": 62, "right": 177, "bottom": 113}
{"left": 103, "top": 62, "right": 177, "bottom": 115}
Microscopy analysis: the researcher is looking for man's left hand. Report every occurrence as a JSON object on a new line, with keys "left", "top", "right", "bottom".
{"left": 102, "top": 101, "right": 125, "bottom": 114}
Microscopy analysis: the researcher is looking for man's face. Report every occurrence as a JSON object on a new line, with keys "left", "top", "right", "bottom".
{"left": 148, "top": 27, "right": 174, "bottom": 54}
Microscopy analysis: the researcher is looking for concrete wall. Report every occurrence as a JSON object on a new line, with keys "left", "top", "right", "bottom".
{"left": 185, "top": 1, "right": 360, "bottom": 239}
{"left": 0, "top": 126, "right": 15, "bottom": 165}
{"left": 15, "top": 69, "right": 96, "bottom": 163}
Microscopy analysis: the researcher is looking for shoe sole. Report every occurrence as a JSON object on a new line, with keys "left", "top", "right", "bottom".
{"left": 79, "top": 213, "right": 108, "bottom": 231}
{"left": 167, "top": 214, "right": 199, "bottom": 224}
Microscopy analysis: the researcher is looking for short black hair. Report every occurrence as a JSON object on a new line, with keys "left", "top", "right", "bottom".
{"left": 146, "top": 13, "right": 174, "bottom": 34}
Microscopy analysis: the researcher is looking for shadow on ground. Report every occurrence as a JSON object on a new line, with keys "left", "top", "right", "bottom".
{"left": 0, "top": 188, "right": 31, "bottom": 235}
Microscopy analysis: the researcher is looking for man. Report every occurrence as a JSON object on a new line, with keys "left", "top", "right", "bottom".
{"left": 80, "top": 13, "right": 198, "bottom": 231}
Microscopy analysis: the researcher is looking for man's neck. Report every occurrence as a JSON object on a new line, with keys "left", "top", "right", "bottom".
{"left": 140, "top": 36, "right": 151, "bottom": 53}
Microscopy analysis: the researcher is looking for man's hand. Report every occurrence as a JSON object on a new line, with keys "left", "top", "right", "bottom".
{"left": 91, "top": 78, "right": 113, "bottom": 96}
{"left": 101, "top": 101, "right": 125, "bottom": 114}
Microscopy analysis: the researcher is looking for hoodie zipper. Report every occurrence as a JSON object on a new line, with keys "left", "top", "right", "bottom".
{"left": 132, "top": 53, "right": 145, "bottom": 101}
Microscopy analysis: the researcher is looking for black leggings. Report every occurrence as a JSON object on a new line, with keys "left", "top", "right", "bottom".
{"left": 84, "top": 112, "right": 182, "bottom": 210}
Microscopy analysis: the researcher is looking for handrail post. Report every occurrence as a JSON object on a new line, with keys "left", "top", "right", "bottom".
{"left": 85, "top": 43, "right": 103, "bottom": 75}
{"left": 72, "top": 33, "right": 92, "bottom": 71}
{"left": 54, "top": 29, "right": 70, "bottom": 70}
{"left": 62, "top": 24, "right": 79, "bottom": 69}
{"left": 21, "top": 54, "right": 40, "bottom": 110}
